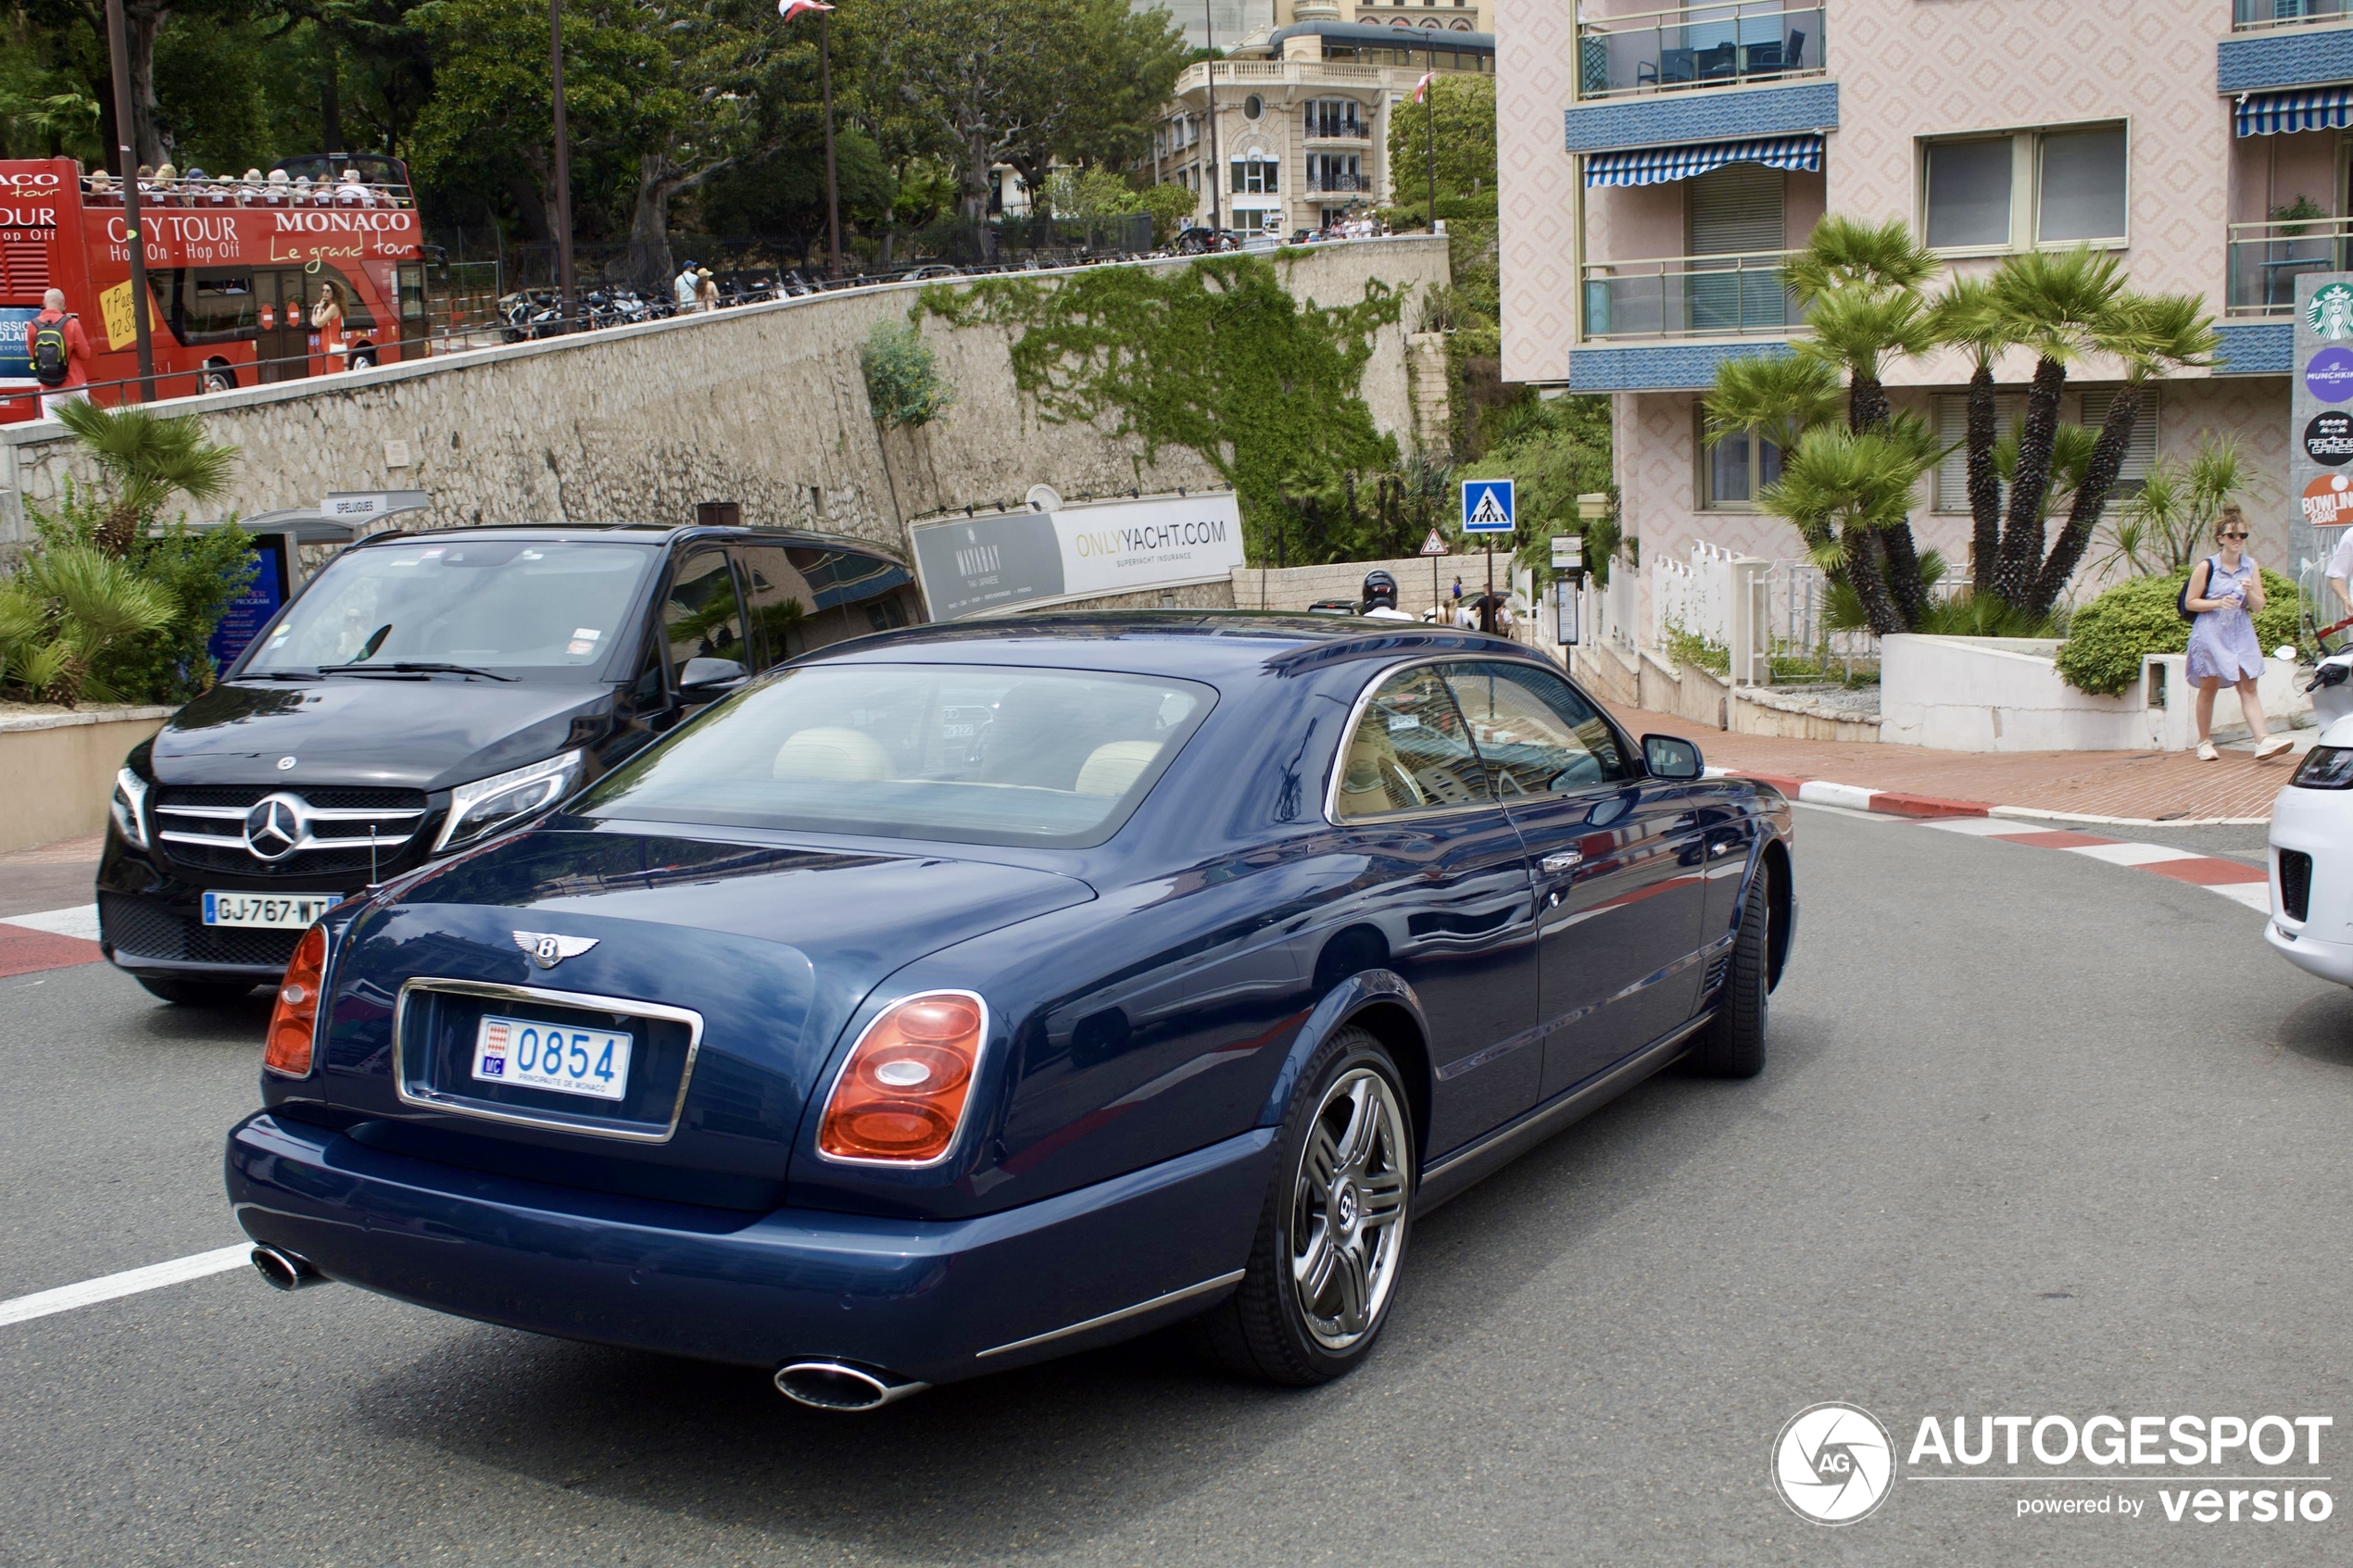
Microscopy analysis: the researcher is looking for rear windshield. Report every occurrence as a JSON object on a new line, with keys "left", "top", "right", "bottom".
{"left": 243, "top": 539, "right": 658, "bottom": 677}
{"left": 575, "top": 663, "right": 1215, "bottom": 847}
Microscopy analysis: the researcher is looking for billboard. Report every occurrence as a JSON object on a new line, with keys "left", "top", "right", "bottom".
{"left": 2290, "top": 272, "right": 2353, "bottom": 571}
{"left": 910, "top": 491, "right": 1246, "bottom": 620}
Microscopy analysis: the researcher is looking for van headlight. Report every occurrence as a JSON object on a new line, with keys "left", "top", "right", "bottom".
{"left": 434, "top": 751, "right": 584, "bottom": 852}
{"left": 2293, "top": 746, "right": 2353, "bottom": 790}
{"left": 111, "top": 767, "right": 150, "bottom": 848}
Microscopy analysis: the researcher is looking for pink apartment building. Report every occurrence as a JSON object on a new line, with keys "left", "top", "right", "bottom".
{"left": 1496, "top": 0, "right": 2347, "bottom": 619}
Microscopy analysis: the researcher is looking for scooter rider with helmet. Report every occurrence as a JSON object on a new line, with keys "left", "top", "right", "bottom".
{"left": 1361, "top": 568, "right": 1415, "bottom": 621}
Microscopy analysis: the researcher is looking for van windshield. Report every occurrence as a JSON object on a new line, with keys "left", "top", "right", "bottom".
{"left": 242, "top": 539, "right": 658, "bottom": 677}
{"left": 574, "top": 663, "right": 1215, "bottom": 847}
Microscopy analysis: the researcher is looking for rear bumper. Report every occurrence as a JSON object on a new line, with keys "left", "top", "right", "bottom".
{"left": 225, "top": 1111, "right": 1272, "bottom": 1386}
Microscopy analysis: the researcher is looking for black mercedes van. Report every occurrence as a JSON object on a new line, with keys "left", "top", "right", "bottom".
{"left": 98, "top": 522, "right": 926, "bottom": 1003}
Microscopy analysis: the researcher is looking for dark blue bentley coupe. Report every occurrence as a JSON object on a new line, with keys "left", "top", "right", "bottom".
{"left": 226, "top": 613, "right": 1794, "bottom": 1408}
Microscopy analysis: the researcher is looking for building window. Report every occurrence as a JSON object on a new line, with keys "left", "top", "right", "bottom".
{"left": 1930, "top": 389, "right": 2154, "bottom": 511}
{"left": 1699, "top": 416, "right": 1782, "bottom": 510}
{"left": 1307, "top": 98, "right": 1364, "bottom": 139}
{"left": 1243, "top": 94, "right": 1264, "bottom": 120}
{"left": 1231, "top": 157, "right": 1277, "bottom": 194}
{"left": 1921, "top": 123, "right": 2129, "bottom": 252}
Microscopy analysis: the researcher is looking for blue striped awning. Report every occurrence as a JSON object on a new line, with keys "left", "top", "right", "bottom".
{"left": 1582, "top": 133, "right": 1823, "bottom": 188}
{"left": 2236, "top": 85, "right": 2353, "bottom": 137}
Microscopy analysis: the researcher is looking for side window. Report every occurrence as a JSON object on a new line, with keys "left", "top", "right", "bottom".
{"left": 785, "top": 546, "right": 924, "bottom": 654}
{"left": 663, "top": 549, "right": 748, "bottom": 671}
{"left": 1444, "top": 661, "right": 1635, "bottom": 797}
{"left": 1333, "top": 664, "right": 1493, "bottom": 821}
{"left": 735, "top": 544, "right": 818, "bottom": 669}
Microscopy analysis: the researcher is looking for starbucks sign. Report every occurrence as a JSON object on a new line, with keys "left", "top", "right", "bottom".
{"left": 2309, "top": 281, "right": 2353, "bottom": 341}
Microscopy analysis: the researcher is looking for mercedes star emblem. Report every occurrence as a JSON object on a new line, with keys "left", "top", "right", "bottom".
{"left": 243, "top": 794, "right": 308, "bottom": 860}
{"left": 513, "top": 931, "right": 600, "bottom": 969}
{"left": 276, "top": 756, "right": 298, "bottom": 771}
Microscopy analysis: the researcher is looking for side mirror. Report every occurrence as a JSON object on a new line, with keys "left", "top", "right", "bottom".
{"left": 1642, "top": 733, "right": 1704, "bottom": 781}
{"left": 677, "top": 656, "right": 748, "bottom": 698}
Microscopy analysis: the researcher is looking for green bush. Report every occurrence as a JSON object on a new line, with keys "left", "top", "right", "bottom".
{"left": 2055, "top": 567, "right": 2298, "bottom": 696}
{"left": 860, "top": 319, "right": 955, "bottom": 431}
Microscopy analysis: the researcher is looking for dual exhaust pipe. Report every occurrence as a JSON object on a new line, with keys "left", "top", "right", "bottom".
{"left": 252, "top": 1246, "right": 921, "bottom": 1411}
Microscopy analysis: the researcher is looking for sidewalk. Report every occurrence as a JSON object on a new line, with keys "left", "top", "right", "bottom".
{"left": 1603, "top": 704, "right": 2298, "bottom": 823}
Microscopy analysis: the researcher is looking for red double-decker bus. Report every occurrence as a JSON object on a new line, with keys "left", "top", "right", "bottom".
{"left": 1, "top": 153, "right": 428, "bottom": 422}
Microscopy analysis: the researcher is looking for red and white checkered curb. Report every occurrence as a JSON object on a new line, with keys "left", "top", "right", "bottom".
{"left": 1722, "top": 771, "right": 1993, "bottom": 821}
{"left": 0, "top": 905, "right": 104, "bottom": 979}
{"left": 1720, "top": 771, "right": 2273, "bottom": 913}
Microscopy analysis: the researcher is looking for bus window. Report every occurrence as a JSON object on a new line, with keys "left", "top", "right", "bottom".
{"left": 182, "top": 270, "right": 258, "bottom": 343}
{"left": 396, "top": 263, "right": 426, "bottom": 350}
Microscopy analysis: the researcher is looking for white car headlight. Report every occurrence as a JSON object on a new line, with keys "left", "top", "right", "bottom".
{"left": 434, "top": 750, "right": 585, "bottom": 852}
{"left": 111, "top": 767, "right": 150, "bottom": 849}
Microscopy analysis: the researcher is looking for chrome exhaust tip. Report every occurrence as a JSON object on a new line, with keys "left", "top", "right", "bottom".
{"left": 249, "top": 1245, "right": 326, "bottom": 1291}
{"left": 774, "top": 1361, "right": 928, "bottom": 1411}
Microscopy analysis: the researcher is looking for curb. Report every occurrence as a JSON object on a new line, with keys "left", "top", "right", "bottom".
{"left": 1728, "top": 771, "right": 1992, "bottom": 821}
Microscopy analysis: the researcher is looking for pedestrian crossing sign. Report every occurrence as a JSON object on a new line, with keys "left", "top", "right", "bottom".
{"left": 1462, "top": 479, "right": 1515, "bottom": 533}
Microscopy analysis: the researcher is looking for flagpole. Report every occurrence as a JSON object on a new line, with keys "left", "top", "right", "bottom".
{"left": 821, "top": 7, "right": 841, "bottom": 279}
{"left": 1424, "top": 38, "right": 1438, "bottom": 232}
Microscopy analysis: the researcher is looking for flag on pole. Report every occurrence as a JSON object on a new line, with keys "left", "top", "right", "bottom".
{"left": 779, "top": 0, "right": 833, "bottom": 17}
{"left": 1413, "top": 72, "right": 1435, "bottom": 102}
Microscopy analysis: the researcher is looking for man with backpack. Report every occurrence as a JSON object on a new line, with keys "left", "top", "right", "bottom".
{"left": 25, "top": 289, "right": 92, "bottom": 418}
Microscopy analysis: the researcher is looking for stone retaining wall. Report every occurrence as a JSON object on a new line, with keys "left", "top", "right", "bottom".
{"left": 0, "top": 238, "right": 1448, "bottom": 561}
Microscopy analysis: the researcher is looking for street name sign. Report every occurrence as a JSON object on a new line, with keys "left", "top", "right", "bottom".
{"left": 1463, "top": 480, "right": 1515, "bottom": 533}
{"left": 1551, "top": 533, "right": 1583, "bottom": 569}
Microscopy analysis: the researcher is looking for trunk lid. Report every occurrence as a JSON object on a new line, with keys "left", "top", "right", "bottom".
{"left": 309, "top": 827, "right": 1093, "bottom": 1208}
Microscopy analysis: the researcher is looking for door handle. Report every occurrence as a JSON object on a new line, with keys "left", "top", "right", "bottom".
{"left": 1541, "top": 850, "right": 1583, "bottom": 875}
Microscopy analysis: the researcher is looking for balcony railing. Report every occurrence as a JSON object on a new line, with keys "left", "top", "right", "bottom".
{"left": 2226, "top": 215, "right": 2353, "bottom": 315}
{"left": 1573, "top": 3, "right": 1825, "bottom": 100}
{"left": 1307, "top": 173, "right": 1377, "bottom": 193}
{"left": 2233, "top": 0, "right": 2351, "bottom": 31}
{"left": 1174, "top": 59, "right": 1386, "bottom": 94}
{"left": 1580, "top": 250, "right": 1803, "bottom": 340}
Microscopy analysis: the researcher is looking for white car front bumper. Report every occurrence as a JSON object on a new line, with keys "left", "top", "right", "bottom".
{"left": 2267, "top": 774, "right": 2353, "bottom": 986}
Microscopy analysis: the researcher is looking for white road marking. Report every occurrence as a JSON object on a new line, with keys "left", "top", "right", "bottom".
{"left": 0, "top": 1244, "right": 253, "bottom": 1328}
{"left": 2211, "top": 883, "right": 2273, "bottom": 912}
{"left": 1790, "top": 799, "right": 1900, "bottom": 823}
{"left": 1920, "top": 817, "right": 2036, "bottom": 836}
{"left": 0, "top": 904, "right": 101, "bottom": 942}
{"left": 2063, "top": 841, "right": 2200, "bottom": 867}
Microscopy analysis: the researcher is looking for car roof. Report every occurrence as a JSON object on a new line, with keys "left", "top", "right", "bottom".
{"left": 345, "top": 522, "right": 909, "bottom": 560}
{"left": 812, "top": 609, "right": 1537, "bottom": 680}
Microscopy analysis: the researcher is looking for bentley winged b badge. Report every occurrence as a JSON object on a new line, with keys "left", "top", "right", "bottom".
{"left": 513, "top": 931, "right": 599, "bottom": 970}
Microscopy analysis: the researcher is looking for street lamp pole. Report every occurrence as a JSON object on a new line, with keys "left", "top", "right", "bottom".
{"left": 821, "top": 7, "right": 841, "bottom": 279}
{"left": 549, "top": 0, "right": 576, "bottom": 328}
{"left": 1203, "top": 0, "right": 1221, "bottom": 237}
{"left": 102, "top": 0, "right": 156, "bottom": 402}
{"left": 1424, "top": 37, "right": 1438, "bottom": 232}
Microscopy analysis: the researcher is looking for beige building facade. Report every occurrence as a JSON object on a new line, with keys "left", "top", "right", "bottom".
{"left": 1160, "top": 15, "right": 1493, "bottom": 236}
{"left": 1497, "top": 0, "right": 2341, "bottom": 614}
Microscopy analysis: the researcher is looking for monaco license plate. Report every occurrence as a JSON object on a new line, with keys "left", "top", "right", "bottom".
{"left": 471, "top": 1013, "right": 632, "bottom": 1101}
{"left": 201, "top": 891, "right": 337, "bottom": 929}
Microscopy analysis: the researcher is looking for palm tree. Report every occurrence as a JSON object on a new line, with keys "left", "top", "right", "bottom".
{"left": 2026, "top": 293, "right": 2218, "bottom": 616}
{"left": 1982, "top": 247, "right": 2126, "bottom": 606}
{"left": 1925, "top": 276, "right": 2022, "bottom": 598}
{"left": 1758, "top": 423, "right": 1930, "bottom": 637}
{"left": 54, "top": 399, "right": 239, "bottom": 557}
{"left": 0, "top": 543, "right": 176, "bottom": 707}
{"left": 1782, "top": 215, "right": 1941, "bottom": 302}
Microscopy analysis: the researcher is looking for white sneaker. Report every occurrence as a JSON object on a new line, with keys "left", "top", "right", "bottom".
{"left": 2255, "top": 735, "right": 2293, "bottom": 761}
{"left": 2196, "top": 740, "right": 2218, "bottom": 761}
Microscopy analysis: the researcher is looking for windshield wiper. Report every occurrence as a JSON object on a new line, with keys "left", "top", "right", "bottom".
{"left": 319, "top": 660, "right": 518, "bottom": 682}
{"left": 231, "top": 671, "right": 322, "bottom": 682}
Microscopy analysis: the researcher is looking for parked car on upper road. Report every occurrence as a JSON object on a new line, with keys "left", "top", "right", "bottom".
{"left": 224, "top": 612, "right": 1796, "bottom": 1407}
{"left": 101, "top": 522, "right": 925, "bottom": 1004}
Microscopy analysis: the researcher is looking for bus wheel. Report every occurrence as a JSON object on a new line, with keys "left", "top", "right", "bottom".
{"left": 349, "top": 349, "right": 377, "bottom": 370}
{"left": 201, "top": 362, "right": 235, "bottom": 393}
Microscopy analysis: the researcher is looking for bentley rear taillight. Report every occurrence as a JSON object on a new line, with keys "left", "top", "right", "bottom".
{"left": 818, "top": 992, "right": 988, "bottom": 1164}
{"left": 264, "top": 925, "right": 328, "bottom": 1077}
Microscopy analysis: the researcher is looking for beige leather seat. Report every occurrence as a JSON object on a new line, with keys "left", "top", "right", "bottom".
{"left": 772, "top": 726, "right": 891, "bottom": 782}
{"left": 1075, "top": 740, "right": 1162, "bottom": 797}
{"left": 1336, "top": 723, "right": 1410, "bottom": 817}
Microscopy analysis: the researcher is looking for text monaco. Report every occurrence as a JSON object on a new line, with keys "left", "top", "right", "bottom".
{"left": 1071, "top": 520, "right": 1228, "bottom": 557}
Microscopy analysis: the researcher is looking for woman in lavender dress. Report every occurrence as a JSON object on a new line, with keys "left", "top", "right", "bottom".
{"left": 2185, "top": 504, "right": 2291, "bottom": 762}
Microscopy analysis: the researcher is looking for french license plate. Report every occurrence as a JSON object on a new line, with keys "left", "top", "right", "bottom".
{"left": 471, "top": 1013, "right": 632, "bottom": 1102}
{"left": 202, "top": 891, "right": 336, "bottom": 929}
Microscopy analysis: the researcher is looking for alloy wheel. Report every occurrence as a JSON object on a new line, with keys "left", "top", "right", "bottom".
{"left": 1290, "top": 1067, "right": 1408, "bottom": 1350}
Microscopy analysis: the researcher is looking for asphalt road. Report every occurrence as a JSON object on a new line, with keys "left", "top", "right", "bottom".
{"left": 5, "top": 807, "right": 2350, "bottom": 1566}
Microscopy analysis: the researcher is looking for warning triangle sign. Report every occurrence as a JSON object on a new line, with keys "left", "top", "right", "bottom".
{"left": 1419, "top": 529, "right": 1448, "bottom": 557}
{"left": 1466, "top": 487, "right": 1510, "bottom": 528}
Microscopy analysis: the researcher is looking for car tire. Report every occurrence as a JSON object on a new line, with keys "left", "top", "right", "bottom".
{"left": 1690, "top": 867, "right": 1770, "bottom": 1079}
{"left": 135, "top": 975, "right": 257, "bottom": 1007}
{"left": 1188, "top": 1024, "right": 1413, "bottom": 1386}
